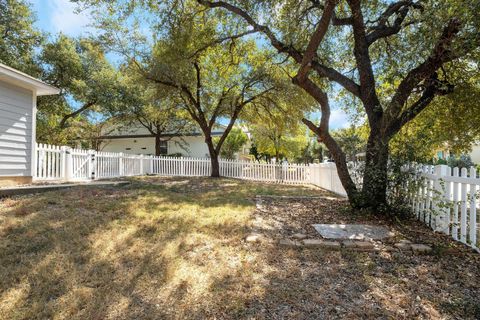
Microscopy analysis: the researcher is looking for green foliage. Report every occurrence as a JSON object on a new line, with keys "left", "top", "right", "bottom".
{"left": 446, "top": 155, "right": 475, "bottom": 169}
{"left": 249, "top": 111, "right": 308, "bottom": 161}
{"left": 36, "top": 35, "right": 129, "bottom": 144}
{"left": 390, "top": 62, "right": 480, "bottom": 161}
{"left": 0, "top": 0, "right": 42, "bottom": 72}
{"left": 331, "top": 126, "right": 368, "bottom": 162}
{"left": 214, "top": 127, "right": 248, "bottom": 159}
{"left": 295, "top": 139, "right": 326, "bottom": 163}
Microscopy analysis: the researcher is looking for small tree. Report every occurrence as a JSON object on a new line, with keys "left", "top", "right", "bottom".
{"left": 215, "top": 127, "right": 248, "bottom": 159}
{"left": 141, "top": 9, "right": 276, "bottom": 176}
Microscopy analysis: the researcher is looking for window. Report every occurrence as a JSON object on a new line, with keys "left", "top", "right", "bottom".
{"left": 159, "top": 140, "right": 168, "bottom": 155}
{"left": 125, "top": 148, "right": 131, "bottom": 151}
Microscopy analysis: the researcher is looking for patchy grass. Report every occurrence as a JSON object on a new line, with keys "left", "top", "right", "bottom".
{"left": 0, "top": 176, "right": 478, "bottom": 319}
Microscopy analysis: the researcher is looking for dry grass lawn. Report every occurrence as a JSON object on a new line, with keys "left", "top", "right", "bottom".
{"left": 0, "top": 176, "right": 479, "bottom": 319}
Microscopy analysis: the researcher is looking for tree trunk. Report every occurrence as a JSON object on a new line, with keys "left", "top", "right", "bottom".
{"left": 359, "top": 131, "right": 390, "bottom": 211}
{"left": 205, "top": 135, "right": 220, "bottom": 177}
{"left": 155, "top": 134, "right": 161, "bottom": 156}
{"left": 210, "top": 154, "right": 220, "bottom": 177}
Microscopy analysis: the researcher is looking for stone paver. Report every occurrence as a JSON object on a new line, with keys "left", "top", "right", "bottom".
{"left": 292, "top": 233, "right": 307, "bottom": 240}
{"left": 278, "top": 239, "right": 302, "bottom": 248}
{"left": 394, "top": 242, "right": 412, "bottom": 250}
{"left": 312, "top": 224, "right": 394, "bottom": 240}
{"left": 246, "top": 234, "right": 262, "bottom": 243}
{"left": 303, "top": 239, "right": 341, "bottom": 249}
{"left": 342, "top": 240, "right": 375, "bottom": 251}
{"left": 411, "top": 244, "right": 432, "bottom": 253}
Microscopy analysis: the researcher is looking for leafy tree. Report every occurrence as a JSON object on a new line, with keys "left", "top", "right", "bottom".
{"left": 147, "top": 28, "right": 275, "bottom": 175}
{"left": 215, "top": 127, "right": 248, "bottom": 159}
{"left": 245, "top": 80, "right": 314, "bottom": 161}
{"left": 331, "top": 126, "right": 368, "bottom": 161}
{"left": 446, "top": 155, "right": 475, "bottom": 169}
{"left": 0, "top": 0, "right": 42, "bottom": 72}
{"left": 296, "top": 138, "right": 326, "bottom": 163}
{"left": 82, "top": 3, "right": 279, "bottom": 176}
{"left": 107, "top": 74, "right": 193, "bottom": 156}
{"left": 390, "top": 64, "right": 480, "bottom": 161}
{"left": 196, "top": 0, "right": 480, "bottom": 211}
{"left": 36, "top": 35, "right": 127, "bottom": 144}
{"left": 249, "top": 118, "right": 307, "bottom": 161}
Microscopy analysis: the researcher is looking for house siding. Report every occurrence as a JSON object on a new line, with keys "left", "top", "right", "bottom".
{"left": 470, "top": 145, "right": 480, "bottom": 164}
{"left": 100, "top": 136, "right": 212, "bottom": 158}
{"left": 0, "top": 80, "right": 33, "bottom": 177}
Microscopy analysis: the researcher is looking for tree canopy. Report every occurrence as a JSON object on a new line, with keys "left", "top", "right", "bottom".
{"left": 190, "top": 0, "right": 480, "bottom": 210}
{"left": 0, "top": 0, "right": 42, "bottom": 72}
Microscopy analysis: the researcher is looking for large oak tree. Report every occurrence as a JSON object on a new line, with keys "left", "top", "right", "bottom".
{"left": 194, "top": 0, "right": 480, "bottom": 210}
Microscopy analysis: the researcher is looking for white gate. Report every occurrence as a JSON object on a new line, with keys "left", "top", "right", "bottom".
{"left": 70, "top": 148, "right": 94, "bottom": 181}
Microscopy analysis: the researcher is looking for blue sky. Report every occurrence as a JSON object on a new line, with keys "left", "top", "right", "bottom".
{"left": 31, "top": 0, "right": 93, "bottom": 36}
{"left": 29, "top": 0, "right": 351, "bottom": 129}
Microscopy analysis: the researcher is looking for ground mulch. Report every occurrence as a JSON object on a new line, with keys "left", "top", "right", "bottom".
{"left": 247, "top": 196, "right": 480, "bottom": 319}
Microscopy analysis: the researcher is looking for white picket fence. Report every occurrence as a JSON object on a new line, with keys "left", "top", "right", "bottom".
{"left": 35, "top": 144, "right": 152, "bottom": 181}
{"left": 34, "top": 143, "right": 314, "bottom": 185}
{"left": 411, "top": 164, "right": 479, "bottom": 250}
{"left": 34, "top": 143, "right": 479, "bottom": 250}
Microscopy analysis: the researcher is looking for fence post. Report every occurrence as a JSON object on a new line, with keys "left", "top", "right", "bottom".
{"left": 89, "top": 150, "right": 96, "bottom": 180}
{"left": 140, "top": 155, "right": 144, "bottom": 175}
{"left": 119, "top": 153, "right": 124, "bottom": 177}
{"left": 433, "top": 164, "right": 449, "bottom": 233}
{"left": 33, "top": 143, "right": 38, "bottom": 179}
{"left": 60, "top": 146, "right": 67, "bottom": 180}
{"left": 64, "top": 147, "right": 73, "bottom": 181}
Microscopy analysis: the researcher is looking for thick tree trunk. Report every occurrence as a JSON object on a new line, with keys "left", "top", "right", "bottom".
{"left": 210, "top": 154, "right": 220, "bottom": 177}
{"left": 205, "top": 135, "right": 220, "bottom": 177}
{"left": 359, "top": 132, "right": 390, "bottom": 211}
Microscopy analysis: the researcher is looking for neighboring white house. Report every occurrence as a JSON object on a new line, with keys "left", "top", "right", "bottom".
{"left": 0, "top": 63, "right": 59, "bottom": 186}
{"left": 469, "top": 144, "right": 480, "bottom": 164}
{"left": 98, "top": 124, "right": 226, "bottom": 158}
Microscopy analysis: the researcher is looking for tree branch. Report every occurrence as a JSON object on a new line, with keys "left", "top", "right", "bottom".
{"left": 347, "top": 0, "right": 381, "bottom": 117}
{"left": 387, "top": 18, "right": 461, "bottom": 124}
{"left": 188, "top": 29, "right": 258, "bottom": 58}
{"left": 387, "top": 73, "right": 454, "bottom": 136}
{"left": 59, "top": 100, "right": 96, "bottom": 129}
{"left": 198, "top": 0, "right": 361, "bottom": 98}
{"left": 297, "top": 0, "right": 337, "bottom": 81}
{"left": 366, "top": 0, "right": 422, "bottom": 45}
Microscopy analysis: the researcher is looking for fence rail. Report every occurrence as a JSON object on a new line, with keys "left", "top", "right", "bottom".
{"left": 411, "top": 164, "right": 479, "bottom": 251}
{"left": 34, "top": 143, "right": 319, "bottom": 186}
{"left": 33, "top": 143, "right": 479, "bottom": 251}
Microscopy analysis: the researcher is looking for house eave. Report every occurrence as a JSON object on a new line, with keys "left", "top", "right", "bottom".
{"left": 97, "top": 132, "right": 225, "bottom": 140}
{"left": 0, "top": 63, "right": 60, "bottom": 96}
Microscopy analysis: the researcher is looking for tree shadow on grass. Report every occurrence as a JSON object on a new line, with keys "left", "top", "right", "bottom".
{"left": 2, "top": 177, "right": 320, "bottom": 319}
{"left": 2, "top": 177, "right": 477, "bottom": 319}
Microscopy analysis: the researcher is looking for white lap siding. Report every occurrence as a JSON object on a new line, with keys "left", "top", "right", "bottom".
{"left": 0, "top": 80, "right": 34, "bottom": 177}
{"left": 101, "top": 136, "right": 211, "bottom": 158}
